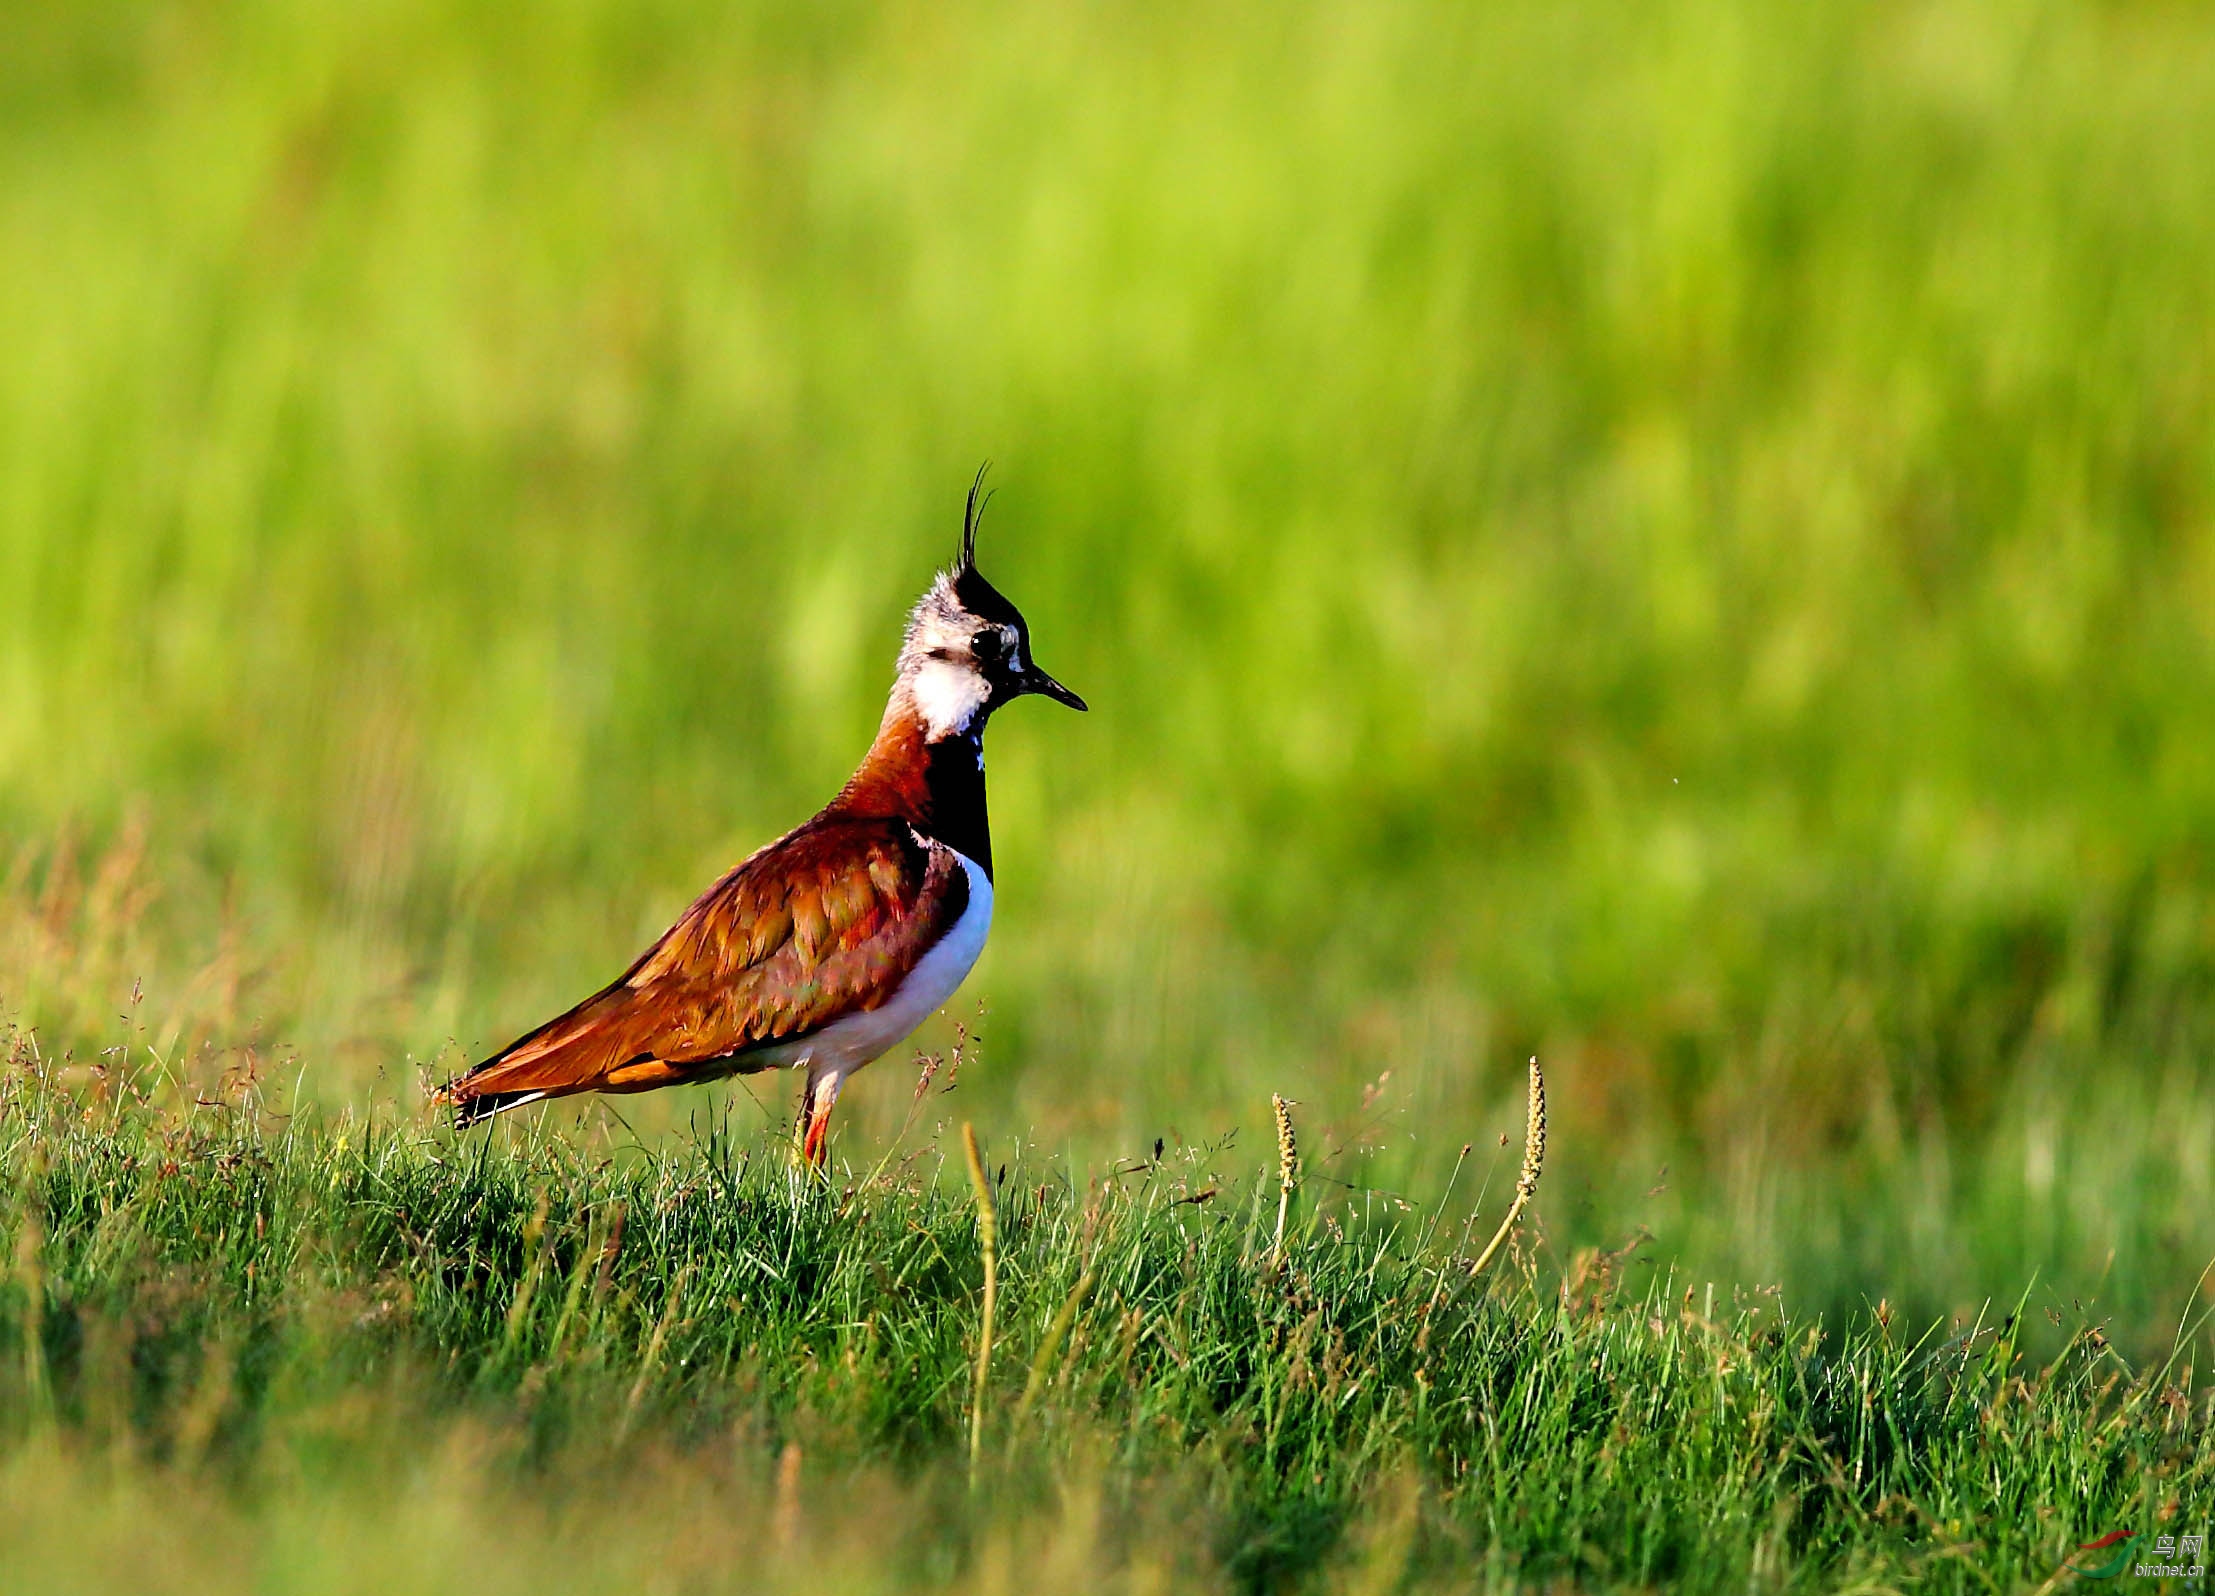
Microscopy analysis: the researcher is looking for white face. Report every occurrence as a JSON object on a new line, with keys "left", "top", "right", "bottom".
{"left": 908, "top": 652, "right": 991, "bottom": 740}
{"left": 898, "top": 583, "right": 1001, "bottom": 739}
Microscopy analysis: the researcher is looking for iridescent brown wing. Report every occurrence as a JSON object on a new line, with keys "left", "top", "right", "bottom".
{"left": 446, "top": 818, "right": 968, "bottom": 1122}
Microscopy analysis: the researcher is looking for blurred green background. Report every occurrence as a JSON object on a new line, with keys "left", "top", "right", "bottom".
{"left": 4, "top": 0, "right": 2214, "bottom": 1341}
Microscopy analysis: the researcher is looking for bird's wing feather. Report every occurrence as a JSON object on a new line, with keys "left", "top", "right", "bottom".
{"left": 449, "top": 818, "right": 968, "bottom": 1114}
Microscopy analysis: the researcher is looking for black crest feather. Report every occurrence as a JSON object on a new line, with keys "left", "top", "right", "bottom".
{"left": 960, "top": 462, "right": 992, "bottom": 572}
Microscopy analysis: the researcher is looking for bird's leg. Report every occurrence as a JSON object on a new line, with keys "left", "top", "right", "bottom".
{"left": 798, "top": 1091, "right": 834, "bottom": 1169}
{"left": 794, "top": 1065, "right": 844, "bottom": 1172}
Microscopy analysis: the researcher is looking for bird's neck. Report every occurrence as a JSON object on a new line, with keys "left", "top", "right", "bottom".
{"left": 827, "top": 695, "right": 993, "bottom": 878}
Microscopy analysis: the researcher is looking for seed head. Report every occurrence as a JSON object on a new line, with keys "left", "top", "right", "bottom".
{"left": 1272, "top": 1094, "right": 1299, "bottom": 1195}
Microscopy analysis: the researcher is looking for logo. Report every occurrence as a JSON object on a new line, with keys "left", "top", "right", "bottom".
{"left": 2065, "top": 1530, "right": 2209, "bottom": 1582}
{"left": 2069, "top": 1533, "right": 2139, "bottom": 1580}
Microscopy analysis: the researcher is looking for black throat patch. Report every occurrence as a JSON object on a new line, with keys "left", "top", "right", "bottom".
{"left": 919, "top": 730, "right": 993, "bottom": 879}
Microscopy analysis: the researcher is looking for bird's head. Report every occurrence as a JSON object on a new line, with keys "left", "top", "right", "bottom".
{"left": 896, "top": 471, "right": 1087, "bottom": 741}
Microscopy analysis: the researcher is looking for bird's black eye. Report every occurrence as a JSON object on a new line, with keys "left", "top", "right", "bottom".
{"left": 971, "top": 627, "right": 1006, "bottom": 664}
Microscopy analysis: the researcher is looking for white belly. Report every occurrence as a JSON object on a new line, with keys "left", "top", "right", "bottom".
{"left": 786, "top": 849, "right": 993, "bottom": 1080}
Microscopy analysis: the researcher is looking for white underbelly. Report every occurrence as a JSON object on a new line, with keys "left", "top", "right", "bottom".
{"left": 785, "top": 850, "right": 992, "bottom": 1078}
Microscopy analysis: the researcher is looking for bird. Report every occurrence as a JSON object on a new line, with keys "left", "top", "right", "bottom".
{"left": 439, "top": 471, "right": 1085, "bottom": 1166}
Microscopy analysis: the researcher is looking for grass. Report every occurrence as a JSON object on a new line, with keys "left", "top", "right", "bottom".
{"left": 2, "top": 1043, "right": 2207, "bottom": 1595}
{"left": 6, "top": 0, "right": 2215, "bottom": 1584}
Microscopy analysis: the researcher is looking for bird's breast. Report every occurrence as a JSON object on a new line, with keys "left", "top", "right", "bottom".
{"left": 800, "top": 850, "right": 993, "bottom": 1072}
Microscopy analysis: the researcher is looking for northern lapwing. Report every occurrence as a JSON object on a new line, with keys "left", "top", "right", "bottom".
{"left": 440, "top": 472, "right": 1085, "bottom": 1165}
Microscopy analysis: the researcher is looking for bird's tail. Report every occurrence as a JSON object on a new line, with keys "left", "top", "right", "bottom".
{"left": 435, "top": 1082, "right": 551, "bottom": 1128}
{"left": 438, "top": 980, "right": 649, "bottom": 1129}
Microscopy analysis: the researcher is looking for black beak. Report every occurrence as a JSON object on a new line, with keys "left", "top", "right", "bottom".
{"left": 1021, "top": 665, "right": 1087, "bottom": 711}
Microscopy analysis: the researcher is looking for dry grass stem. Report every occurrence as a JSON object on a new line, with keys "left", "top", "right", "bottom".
{"left": 1007, "top": 1264, "right": 1097, "bottom": 1458}
{"left": 618, "top": 1262, "right": 690, "bottom": 1440}
{"left": 772, "top": 1440, "right": 804, "bottom": 1553}
{"left": 1270, "top": 1094, "right": 1299, "bottom": 1266}
{"left": 961, "top": 1121, "right": 998, "bottom": 1485}
{"left": 1469, "top": 1056, "right": 1547, "bottom": 1282}
{"left": 12, "top": 1209, "right": 50, "bottom": 1427}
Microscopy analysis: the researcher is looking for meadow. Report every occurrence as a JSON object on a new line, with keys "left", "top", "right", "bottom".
{"left": 4, "top": 0, "right": 2215, "bottom": 1586}
{"left": 3, "top": 1041, "right": 2207, "bottom": 1594}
